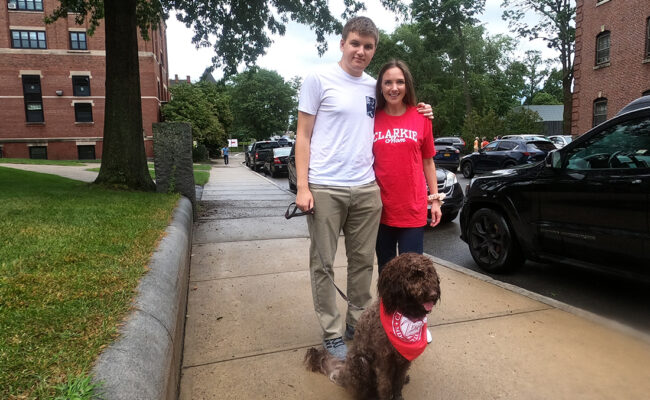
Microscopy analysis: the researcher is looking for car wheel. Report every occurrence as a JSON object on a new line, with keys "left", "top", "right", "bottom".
{"left": 270, "top": 165, "right": 277, "bottom": 178}
{"left": 461, "top": 162, "right": 474, "bottom": 178}
{"left": 467, "top": 208, "right": 523, "bottom": 273}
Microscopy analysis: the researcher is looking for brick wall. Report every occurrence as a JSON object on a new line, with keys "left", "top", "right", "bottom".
{"left": 572, "top": 0, "right": 650, "bottom": 135}
{"left": 0, "top": 0, "right": 169, "bottom": 159}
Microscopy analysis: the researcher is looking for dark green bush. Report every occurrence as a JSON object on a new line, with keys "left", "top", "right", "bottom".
{"left": 193, "top": 144, "right": 209, "bottom": 162}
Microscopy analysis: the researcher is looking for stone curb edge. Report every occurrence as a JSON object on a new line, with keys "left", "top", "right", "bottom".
{"left": 92, "top": 196, "right": 193, "bottom": 400}
{"left": 426, "top": 253, "right": 650, "bottom": 345}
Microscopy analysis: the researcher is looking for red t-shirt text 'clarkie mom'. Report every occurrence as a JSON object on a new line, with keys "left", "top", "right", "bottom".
{"left": 373, "top": 106, "right": 436, "bottom": 227}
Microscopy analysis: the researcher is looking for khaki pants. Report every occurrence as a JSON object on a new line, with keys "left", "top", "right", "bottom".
{"left": 307, "top": 181, "right": 382, "bottom": 340}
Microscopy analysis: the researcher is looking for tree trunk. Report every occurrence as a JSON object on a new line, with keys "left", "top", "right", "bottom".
{"left": 95, "top": 0, "right": 155, "bottom": 191}
{"left": 562, "top": 70, "right": 573, "bottom": 135}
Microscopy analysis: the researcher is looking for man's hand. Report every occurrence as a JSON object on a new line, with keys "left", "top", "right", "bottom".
{"left": 416, "top": 102, "right": 434, "bottom": 120}
{"left": 296, "top": 188, "right": 314, "bottom": 212}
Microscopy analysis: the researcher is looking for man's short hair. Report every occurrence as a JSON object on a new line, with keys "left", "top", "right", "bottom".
{"left": 342, "top": 16, "right": 379, "bottom": 45}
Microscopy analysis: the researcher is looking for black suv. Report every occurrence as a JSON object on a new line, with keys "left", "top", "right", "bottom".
{"left": 460, "top": 96, "right": 650, "bottom": 280}
{"left": 436, "top": 136, "right": 466, "bottom": 151}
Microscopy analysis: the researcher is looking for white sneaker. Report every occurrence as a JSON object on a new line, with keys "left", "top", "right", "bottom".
{"left": 426, "top": 328, "right": 433, "bottom": 344}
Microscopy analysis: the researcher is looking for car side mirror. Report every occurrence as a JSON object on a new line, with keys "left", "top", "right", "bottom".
{"left": 545, "top": 150, "right": 562, "bottom": 169}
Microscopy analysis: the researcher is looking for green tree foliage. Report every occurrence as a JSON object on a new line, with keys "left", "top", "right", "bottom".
{"left": 162, "top": 82, "right": 232, "bottom": 155}
{"left": 287, "top": 76, "right": 302, "bottom": 133}
{"left": 503, "top": 108, "right": 543, "bottom": 134}
{"left": 521, "top": 50, "right": 549, "bottom": 104}
{"left": 227, "top": 68, "right": 296, "bottom": 141}
{"left": 411, "top": 0, "right": 487, "bottom": 116}
{"left": 501, "top": 0, "right": 575, "bottom": 133}
{"left": 369, "top": 20, "right": 526, "bottom": 137}
{"left": 542, "top": 68, "right": 564, "bottom": 103}
{"left": 532, "top": 91, "right": 562, "bottom": 105}
{"left": 461, "top": 109, "right": 504, "bottom": 146}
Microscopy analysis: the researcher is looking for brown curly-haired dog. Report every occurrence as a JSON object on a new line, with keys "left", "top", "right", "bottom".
{"left": 305, "top": 253, "right": 441, "bottom": 400}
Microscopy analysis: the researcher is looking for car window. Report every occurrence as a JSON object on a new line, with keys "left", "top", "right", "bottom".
{"left": 566, "top": 117, "right": 650, "bottom": 170}
{"left": 527, "top": 141, "right": 557, "bottom": 152}
{"left": 435, "top": 140, "right": 454, "bottom": 147}
{"left": 483, "top": 142, "right": 499, "bottom": 152}
{"left": 497, "top": 141, "right": 517, "bottom": 151}
{"left": 258, "top": 142, "right": 279, "bottom": 150}
{"left": 273, "top": 147, "right": 291, "bottom": 157}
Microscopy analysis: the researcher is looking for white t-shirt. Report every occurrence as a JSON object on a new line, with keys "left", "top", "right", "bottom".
{"left": 298, "top": 63, "right": 377, "bottom": 186}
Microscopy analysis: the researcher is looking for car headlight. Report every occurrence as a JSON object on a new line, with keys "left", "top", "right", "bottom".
{"left": 444, "top": 170, "right": 458, "bottom": 188}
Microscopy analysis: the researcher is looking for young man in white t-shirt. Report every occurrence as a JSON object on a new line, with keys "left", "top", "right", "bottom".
{"left": 295, "top": 16, "right": 432, "bottom": 359}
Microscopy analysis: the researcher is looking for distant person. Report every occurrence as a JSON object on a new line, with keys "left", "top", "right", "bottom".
{"left": 295, "top": 16, "right": 433, "bottom": 360}
{"left": 221, "top": 145, "right": 229, "bottom": 165}
{"left": 481, "top": 137, "right": 489, "bottom": 149}
{"left": 474, "top": 137, "right": 479, "bottom": 152}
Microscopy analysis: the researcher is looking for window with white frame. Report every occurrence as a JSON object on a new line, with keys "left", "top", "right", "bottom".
{"left": 593, "top": 98, "right": 608, "bottom": 127}
{"left": 596, "top": 31, "right": 610, "bottom": 65}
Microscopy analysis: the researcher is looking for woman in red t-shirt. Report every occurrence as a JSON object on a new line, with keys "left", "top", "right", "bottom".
{"left": 372, "top": 60, "right": 443, "bottom": 275}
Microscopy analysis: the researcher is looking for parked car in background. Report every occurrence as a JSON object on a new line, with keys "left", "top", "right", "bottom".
{"left": 277, "top": 137, "right": 291, "bottom": 147}
{"left": 501, "top": 134, "right": 549, "bottom": 141}
{"left": 459, "top": 139, "right": 557, "bottom": 178}
{"left": 428, "top": 168, "right": 464, "bottom": 224}
{"left": 460, "top": 95, "right": 650, "bottom": 280}
{"left": 288, "top": 143, "right": 297, "bottom": 192}
{"left": 435, "top": 136, "right": 466, "bottom": 152}
{"left": 247, "top": 141, "right": 280, "bottom": 171}
{"left": 244, "top": 144, "right": 253, "bottom": 166}
{"left": 433, "top": 140, "right": 461, "bottom": 171}
{"left": 547, "top": 135, "right": 573, "bottom": 148}
{"left": 263, "top": 147, "right": 291, "bottom": 177}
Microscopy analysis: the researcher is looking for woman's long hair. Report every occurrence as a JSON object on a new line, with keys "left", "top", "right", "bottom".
{"left": 375, "top": 59, "right": 417, "bottom": 110}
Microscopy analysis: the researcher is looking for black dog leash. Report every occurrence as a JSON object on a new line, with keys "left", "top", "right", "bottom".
{"left": 285, "top": 202, "right": 364, "bottom": 311}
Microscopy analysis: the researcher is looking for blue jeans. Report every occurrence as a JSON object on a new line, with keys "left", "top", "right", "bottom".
{"left": 376, "top": 224, "right": 424, "bottom": 275}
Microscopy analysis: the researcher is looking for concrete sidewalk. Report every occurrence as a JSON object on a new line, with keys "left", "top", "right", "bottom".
{"left": 181, "top": 162, "right": 650, "bottom": 399}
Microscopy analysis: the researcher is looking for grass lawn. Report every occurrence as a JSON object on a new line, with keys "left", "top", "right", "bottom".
{"left": 0, "top": 167, "right": 180, "bottom": 399}
{"left": 83, "top": 163, "right": 212, "bottom": 186}
{"left": 0, "top": 158, "right": 87, "bottom": 166}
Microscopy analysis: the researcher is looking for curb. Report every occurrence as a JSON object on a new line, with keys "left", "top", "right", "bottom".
{"left": 92, "top": 196, "right": 193, "bottom": 400}
{"left": 426, "top": 254, "right": 650, "bottom": 345}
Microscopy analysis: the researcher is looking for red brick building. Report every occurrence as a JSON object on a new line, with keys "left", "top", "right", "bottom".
{"left": 572, "top": 0, "right": 650, "bottom": 135}
{"left": 0, "top": 0, "right": 169, "bottom": 160}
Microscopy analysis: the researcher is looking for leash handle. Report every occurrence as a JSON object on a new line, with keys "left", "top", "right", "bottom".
{"left": 284, "top": 202, "right": 314, "bottom": 219}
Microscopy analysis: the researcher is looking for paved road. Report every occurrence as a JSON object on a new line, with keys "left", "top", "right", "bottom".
{"left": 250, "top": 164, "right": 650, "bottom": 336}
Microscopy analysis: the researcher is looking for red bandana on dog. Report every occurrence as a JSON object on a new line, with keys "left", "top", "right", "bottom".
{"left": 379, "top": 300, "right": 428, "bottom": 361}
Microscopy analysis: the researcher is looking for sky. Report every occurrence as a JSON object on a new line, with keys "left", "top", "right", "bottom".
{"left": 165, "top": 0, "right": 558, "bottom": 83}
